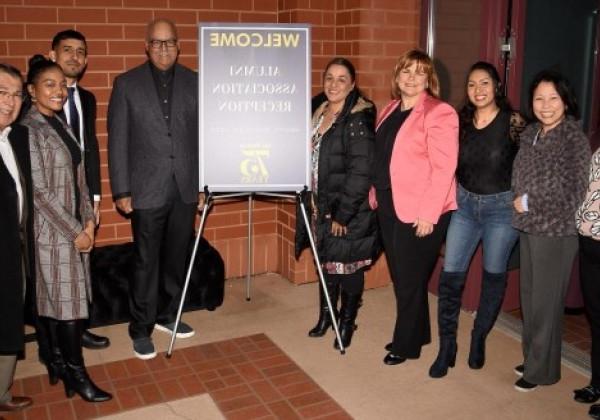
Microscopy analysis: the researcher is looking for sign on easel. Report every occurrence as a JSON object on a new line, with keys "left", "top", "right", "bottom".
{"left": 198, "top": 23, "right": 311, "bottom": 192}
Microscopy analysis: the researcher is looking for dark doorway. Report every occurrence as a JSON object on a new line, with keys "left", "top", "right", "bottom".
{"left": 519, "top": 0, "right": 598, "bottom": 131}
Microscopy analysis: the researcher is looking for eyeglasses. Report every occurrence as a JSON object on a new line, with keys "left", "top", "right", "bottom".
{"left": 0, "top": 90, "right": 24, "bottom": 101}
{"left": 148, "top": 39, "right": 178, "bottom": 50}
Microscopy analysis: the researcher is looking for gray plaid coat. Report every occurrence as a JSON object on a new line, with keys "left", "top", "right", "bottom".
{"left": 22, "top": 107, "right": 94, "bottom": 320}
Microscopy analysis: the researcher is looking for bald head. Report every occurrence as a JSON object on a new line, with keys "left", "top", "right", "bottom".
{"left": 145, "top": 18, "right": 178, "bottom": 42}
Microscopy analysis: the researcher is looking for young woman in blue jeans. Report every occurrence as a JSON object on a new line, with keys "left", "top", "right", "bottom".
{"left": 429, "top": 62, "right": 525, "bottom": 378}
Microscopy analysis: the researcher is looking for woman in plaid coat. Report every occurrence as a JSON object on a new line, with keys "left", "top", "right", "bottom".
{"left": 22, "top": 55, "right": 111, "bottom": 403}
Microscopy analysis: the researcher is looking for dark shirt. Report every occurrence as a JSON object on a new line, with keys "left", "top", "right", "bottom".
{"left": 373, "top": 106, "right": 412, "bottom": 190}
{"left": 457, "top": 109, "right": 518, "bottom": 194}
{"left": 43, "top": 114, "right": 82, "bottom": 221}
{"left": 149, "top": 62, "right": 175, "bottom": 128}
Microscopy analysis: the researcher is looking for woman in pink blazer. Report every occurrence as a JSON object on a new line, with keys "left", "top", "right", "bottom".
{"left": 370, "top": 49, "right": 458, "bottom": 365}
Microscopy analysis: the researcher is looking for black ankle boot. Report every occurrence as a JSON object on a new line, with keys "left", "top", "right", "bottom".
{"left": 57, "top": 320, "right": 112, "bottom": 403}
{"left": 333, "top": 291, "right": 361, "bottom": 349}
{"left": 308, "top": 280, "right": 339, "bottom": 337}
{"left": 468, "top": 330, "right": 486, "bottom": 369}
{"left": 63, "top": 362, "right": 112, "bottom": 402}
{"left": 429, "top": 338, "right": 457, "bottom": 378}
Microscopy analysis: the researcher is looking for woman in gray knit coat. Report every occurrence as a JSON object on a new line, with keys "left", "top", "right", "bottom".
{"left": 511, "top": 70, "right": 591, "bottom": 392}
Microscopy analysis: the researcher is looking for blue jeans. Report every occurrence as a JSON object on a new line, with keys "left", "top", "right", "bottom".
{"left": 443, "top": 185, "right": 519, "bottom": 274}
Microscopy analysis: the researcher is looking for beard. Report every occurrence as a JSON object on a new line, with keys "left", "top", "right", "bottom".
{"left": 62, "top": 63, "right": 83, "bottom": 79}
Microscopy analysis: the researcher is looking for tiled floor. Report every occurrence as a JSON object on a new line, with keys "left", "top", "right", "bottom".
{"left": 563, "top": 312, "right": 592, "bottom": 353}
{"left": 5, "top": 274, "right": 592, "bottom": 419}
{"left": 4, "top": 334, "right": 350, "bottom": 420}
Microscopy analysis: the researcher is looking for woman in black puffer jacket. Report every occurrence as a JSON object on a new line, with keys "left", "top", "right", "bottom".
{"left": 297, "top": 57, "right": 379, "bottom": 350}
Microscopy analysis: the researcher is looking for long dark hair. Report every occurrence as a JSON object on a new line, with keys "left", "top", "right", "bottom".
{"left": 458, "top": 61, "right": 511, "bottom": 132}
{"left": 527, "top": 69, "right": 580, "bottom": 122}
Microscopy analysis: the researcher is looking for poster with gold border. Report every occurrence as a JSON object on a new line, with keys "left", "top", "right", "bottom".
{"left": 199, "top": 23, "right": 311, "bottom": 192}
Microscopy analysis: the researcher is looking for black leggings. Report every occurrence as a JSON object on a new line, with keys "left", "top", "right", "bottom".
{"left": 325, "top": 270, "right": 364, "bottom": 295}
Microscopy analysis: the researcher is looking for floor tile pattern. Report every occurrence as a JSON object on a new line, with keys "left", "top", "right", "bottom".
{"left": 3, "top": 334, "right": 351, "bottom": 420}
{"left": 563, "top": 312, "right": 592, "bottom": 352}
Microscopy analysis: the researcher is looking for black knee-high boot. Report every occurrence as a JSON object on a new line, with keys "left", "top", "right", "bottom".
{"left": 333, "top": 291, "right": 362, "bottom": 349}
{"left": 429, "top": 271, "right": 466, "bottom": 378}
{"left": 308, "top": 279, "right": 340, "bottom": 337}
{"left": 57, "top": 320, "right": 112, "bottom": 402}
{"left": 468, "top": 270, "right": 508, "bottom": 369}
{"left": 36, "top": 317, "right": 64, "bottom": 385}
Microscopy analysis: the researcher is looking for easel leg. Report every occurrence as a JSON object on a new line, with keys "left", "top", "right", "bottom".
{"left": 246, "top": 194, "right": 253, "bottom": 301}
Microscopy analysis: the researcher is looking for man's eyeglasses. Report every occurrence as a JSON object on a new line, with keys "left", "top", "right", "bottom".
{"left": 148, "top": 39, "right": 178, "bottom": 50}
{"left": 0, "top": 90, "right": 24, "bottom": 101}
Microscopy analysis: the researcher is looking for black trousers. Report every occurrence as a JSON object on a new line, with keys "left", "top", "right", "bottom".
{"left": 580, "top": 235, "right": 600, "bottom": 386}
{"left": 376, "top": 189, "right": 450, "bottom": 358}
{"left": 129, "top": 181, "right": 196, "bottom": 340}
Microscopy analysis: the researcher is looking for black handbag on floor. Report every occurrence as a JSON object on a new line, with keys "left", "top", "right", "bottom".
{"left": 88, "top": 235, "right": 225, "bottom": 327}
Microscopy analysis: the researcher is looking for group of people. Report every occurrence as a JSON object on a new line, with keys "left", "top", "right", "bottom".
{"left": 0, "top": 30, "right": 113, "bottom": 410}
{"left": 0, "top": 18, "right": 200, "bottom": 411}
{"left": 0, "top": 15, "right": 599, "bottom": 417}
{"left": 300, "top": 48, "right": 600, "bottom": 415}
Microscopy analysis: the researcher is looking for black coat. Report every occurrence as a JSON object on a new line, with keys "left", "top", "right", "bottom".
{"left": 296, "top": 91, "right": 379, "bottom": 263}
{"left": 78, "top": 86, "right": 102, "bottom": 202}
{"left": 0, "top": 124, "right": 35, "bottom": 354}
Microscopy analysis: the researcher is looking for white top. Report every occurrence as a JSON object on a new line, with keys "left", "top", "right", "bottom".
{"left": 577, "top": 148, "right": 600, "bottom": 240}
{"left": 0, "top": 126, "right": 23, "bottom": 222}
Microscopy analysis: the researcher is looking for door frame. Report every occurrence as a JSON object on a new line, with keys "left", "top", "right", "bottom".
{"left": 420, "top": 0, "right": 526, "bottom": 109}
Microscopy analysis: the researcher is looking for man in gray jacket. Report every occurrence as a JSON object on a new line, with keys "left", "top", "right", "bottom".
{"left": 108, "top": 18, "right": 199, "bottom": 359}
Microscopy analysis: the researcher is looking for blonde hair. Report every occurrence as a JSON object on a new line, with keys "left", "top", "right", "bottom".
{"left": 391, "top": 49, "right": 440, "bottom": 99}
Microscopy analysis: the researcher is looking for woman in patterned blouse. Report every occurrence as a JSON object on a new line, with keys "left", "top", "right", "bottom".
{"left": 574, "top": 147, "right": 600, "bottom": 417}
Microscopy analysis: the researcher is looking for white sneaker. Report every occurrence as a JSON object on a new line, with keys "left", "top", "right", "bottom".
{"left": 133, "top": 337, "right": 157, "bottom": 360}
{"left": 154, "top": 322, "right": 195, "bottom": 339}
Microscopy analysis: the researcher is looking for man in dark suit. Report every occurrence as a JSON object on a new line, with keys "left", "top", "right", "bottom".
{"left": 0, "top": 63, "right": 33, "bottom": 413}
{"left": 48, "top": 29, "right": 110, "bottom": 350}
{"left": 108, "top": 18, "right": 200, "bottom": 360}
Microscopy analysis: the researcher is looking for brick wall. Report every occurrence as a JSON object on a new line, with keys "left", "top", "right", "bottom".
{"left": 1, "top": 0, "right": 421, "bottom": 286}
